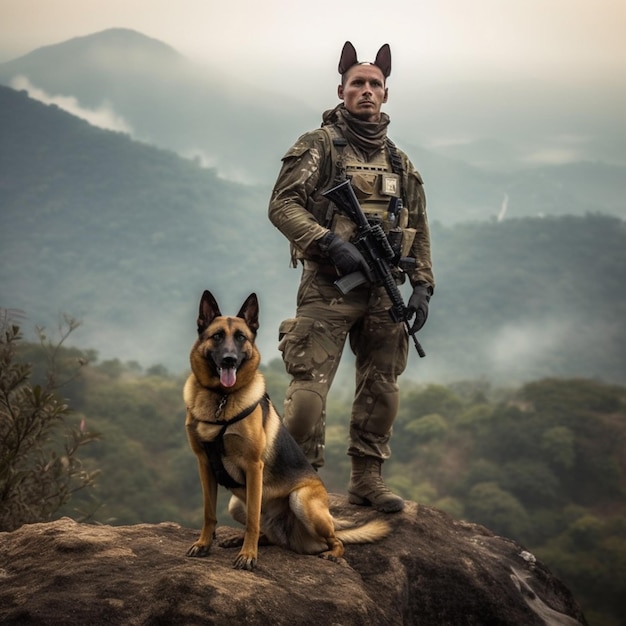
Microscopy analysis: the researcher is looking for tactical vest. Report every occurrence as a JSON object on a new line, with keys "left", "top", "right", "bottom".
{"left": 322, "top": 125, "right": 410, "bottom": 238}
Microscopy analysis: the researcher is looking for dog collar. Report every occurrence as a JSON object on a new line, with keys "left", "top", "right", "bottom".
{"left": 202, "top": 396, "right": 259, "bottom": 426}
{"left": 192, "top": 393, "right": 270, "bottom": 427}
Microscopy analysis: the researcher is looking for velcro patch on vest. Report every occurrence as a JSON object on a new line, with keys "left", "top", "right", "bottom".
{"left": 381, "top": 173, "right": 400, "bottom": 197}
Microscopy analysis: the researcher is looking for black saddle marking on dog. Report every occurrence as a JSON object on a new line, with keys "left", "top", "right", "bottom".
{"left": 203, "top": 395, "right": 271, "bottom": 489}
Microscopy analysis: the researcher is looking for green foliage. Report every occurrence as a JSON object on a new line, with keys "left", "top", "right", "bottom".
{"left": 398, "top": 383, "right": 463, "bottom": 422}
{"left": 457, "top": 403, "right": 495, "bottom": 430}
{"left": 461, "top": 459, "right": 501, "bottom": 490}
{"left": 465, "top": 482, "right": 530, "bottom": 538}
{"left": 73, "top": 364, "right": 194, "bottom": 524}
{"left": 537, "top": 515, "right": 626, "bottom": 622}
{"left": 541, "top": 426, "right": 576, "bottom": 469}
{"left": 405, "top": 413, "right": 449, "bottom": 443}
{"left": 0, "top": 316, "right": 100, "bottom": 531}
{"left": 500, "top": 459, "right": 561, "bottom": 507}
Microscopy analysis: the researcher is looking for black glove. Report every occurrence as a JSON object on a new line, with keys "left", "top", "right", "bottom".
{"left": 407, "top": 282, "right": 432, "bottom": 332}
{"left": 318, "top": 232, "right": 372, "bottom": 280}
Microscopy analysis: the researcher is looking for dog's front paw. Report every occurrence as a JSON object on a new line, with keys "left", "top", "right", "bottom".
{"left": 186, "top": 542, "right": 212, "bottom": 558}
{"left": 233, "top": 551, "right": 257, "bottom": 570}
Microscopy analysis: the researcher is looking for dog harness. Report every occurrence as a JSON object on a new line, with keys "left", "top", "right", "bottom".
{"left": 201, "top": 394, "right": 271, "bottom": 489}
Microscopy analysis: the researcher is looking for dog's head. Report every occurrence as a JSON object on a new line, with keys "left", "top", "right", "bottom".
{"left": 190, "top": 290, "right": 260, "bottom": 391}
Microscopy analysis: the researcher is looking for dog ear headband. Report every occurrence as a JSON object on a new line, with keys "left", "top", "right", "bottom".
{"left": 338, "top": 41, "right": 391, "bottom": 78}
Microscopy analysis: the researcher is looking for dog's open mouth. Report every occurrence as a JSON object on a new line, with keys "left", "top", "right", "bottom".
{"left": 219, "top": 366, "right": 237, "bottom": 388}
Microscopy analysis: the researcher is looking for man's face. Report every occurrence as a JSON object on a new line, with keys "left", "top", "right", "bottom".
{"left": 338, "top": 64, "right": 388, "bottom": 122}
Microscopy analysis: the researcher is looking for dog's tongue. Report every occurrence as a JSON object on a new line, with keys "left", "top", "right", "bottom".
{"left": 220, "top": 367, "right": 237, "bottom": 388}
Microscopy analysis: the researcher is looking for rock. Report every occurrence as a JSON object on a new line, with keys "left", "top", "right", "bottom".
{"left": 0, "top": 495, "right": 587, "bottom": 625}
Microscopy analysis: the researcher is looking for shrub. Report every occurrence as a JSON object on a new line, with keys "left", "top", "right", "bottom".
{"left": 0, "top": 315, "right": 100, "bottom": 531}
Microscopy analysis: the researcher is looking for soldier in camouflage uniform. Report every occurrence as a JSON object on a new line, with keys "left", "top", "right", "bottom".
{"left": 268, "top": 42, "right": 434, "bottom": 513}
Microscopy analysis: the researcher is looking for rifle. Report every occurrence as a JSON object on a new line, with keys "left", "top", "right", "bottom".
{"left": 322, "top": 179, "right": 426, "bottom": 358}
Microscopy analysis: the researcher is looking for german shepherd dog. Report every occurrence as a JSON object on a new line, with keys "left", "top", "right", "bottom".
{"left": 184, "top": 290, "right": 389, "bottom": 570}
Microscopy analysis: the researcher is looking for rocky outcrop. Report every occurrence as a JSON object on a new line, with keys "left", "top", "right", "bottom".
{"left": 0, "top": 495, "right": 587, "bottom": 625}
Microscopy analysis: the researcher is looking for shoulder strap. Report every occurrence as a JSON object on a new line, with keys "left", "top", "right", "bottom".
{"left": 385, "top": 138, "right": 406, "bottom": 201}
{"left": 322, "top": 125, "right": 348, "bottom": 184}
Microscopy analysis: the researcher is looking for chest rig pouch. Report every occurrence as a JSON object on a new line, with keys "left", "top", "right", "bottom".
{"left": 322, "top": 126, "right": 416, "bottom": 262}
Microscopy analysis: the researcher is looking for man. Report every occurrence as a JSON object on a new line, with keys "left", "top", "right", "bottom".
{"left": 268, "top": 42, "right": 434, "bottom": 513}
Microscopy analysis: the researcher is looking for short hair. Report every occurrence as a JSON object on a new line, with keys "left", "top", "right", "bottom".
{"left": 340, "top": 63, "right": 386, "bottom": 87}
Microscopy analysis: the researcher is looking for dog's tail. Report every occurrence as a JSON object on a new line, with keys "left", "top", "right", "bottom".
{"left": 333, "top": 518, "right": 390, "bottom": 545}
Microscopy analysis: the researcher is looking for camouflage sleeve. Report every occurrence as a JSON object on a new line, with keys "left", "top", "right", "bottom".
{"left": 403, "top": 155, "right": 435, "bottom": 290}
{"left": 268, "top": 130, "right": 330, "bottom": 256}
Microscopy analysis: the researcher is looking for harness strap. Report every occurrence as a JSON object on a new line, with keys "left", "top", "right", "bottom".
{"left": 385, "top": 138, "right": 405, "bottom": 200}
{"left": 201, "top": 394, "right": 271, "bottom": 489}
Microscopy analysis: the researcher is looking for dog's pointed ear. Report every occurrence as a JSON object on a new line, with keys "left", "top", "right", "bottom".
{"left": 338, "top": 41, "right": 358, "bottom": 75}
{"left": 374, "top": 43, "right": 391, "bottom": 78}
{"left": 197, "top": 290, "right": 221, "bottom": 334}
{"left": 237, "top": 293, "right": 259, "bottom": 335}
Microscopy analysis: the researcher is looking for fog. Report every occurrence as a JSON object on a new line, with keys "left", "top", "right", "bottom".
{"left": 10, "top": 75, "right": 134, "bottom": 133}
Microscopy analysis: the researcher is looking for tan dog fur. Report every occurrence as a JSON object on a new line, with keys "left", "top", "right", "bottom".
{"left": 184, "top": 290, "right": 389, "bottom": 570}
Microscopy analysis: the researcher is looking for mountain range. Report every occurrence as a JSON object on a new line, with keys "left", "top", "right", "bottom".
{"left": 1, "top": 28, "right": 624, "bottom": 223}
{"left": 1, "top": 30, "right": 625, "bottom": 384}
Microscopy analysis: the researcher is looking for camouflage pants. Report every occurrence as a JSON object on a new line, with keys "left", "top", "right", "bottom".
{"left": 278, "top": 266, "right": 409, "bottom": 468}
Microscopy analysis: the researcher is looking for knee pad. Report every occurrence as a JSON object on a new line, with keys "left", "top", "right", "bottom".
{"left": 284, "top": 387, "right": 325, "bottom": 439}
{"left": 354, "top": 382, "right": 399, "bottom": 436}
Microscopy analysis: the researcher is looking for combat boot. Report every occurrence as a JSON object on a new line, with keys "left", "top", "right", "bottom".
{"left": 348, "top": 455, "right": 405, "bottom": 513}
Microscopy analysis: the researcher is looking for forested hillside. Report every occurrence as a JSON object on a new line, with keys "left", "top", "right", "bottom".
{"left": 0, "top": 29, "right": 310, "bottom": 185}
{"left": 2, "top": 85, "right": 625, "bottom": 384}
{"left": 12, "top": 337, "right": 626, "bottom": 626}
{"left": 0, "top": 85, "right": 293, "bottom": 369}
{"left": 426, "top": 214, "right": 626, "bottom": 383}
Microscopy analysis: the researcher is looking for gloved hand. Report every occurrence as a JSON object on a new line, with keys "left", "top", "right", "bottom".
{"left": 407, "top": 282, "right": 432, "bottom": 332}
{"left": 318, "top": 232, "right": 372, "bottom": 279}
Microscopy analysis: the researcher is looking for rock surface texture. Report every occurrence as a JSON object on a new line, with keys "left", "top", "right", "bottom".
{"left": 0, "top": 495, "right": 587, "bottom": 625}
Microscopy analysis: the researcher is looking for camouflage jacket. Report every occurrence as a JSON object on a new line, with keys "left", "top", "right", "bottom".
{"left": 268, "top": 121, "right": 434, "bottom": 289}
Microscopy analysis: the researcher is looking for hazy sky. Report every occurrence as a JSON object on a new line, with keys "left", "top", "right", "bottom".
{"left": 1, "top": 0, "right": 625, "bottom": 168}
{"left": 1, "top": 0, "right": 625, "bottom": 89}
